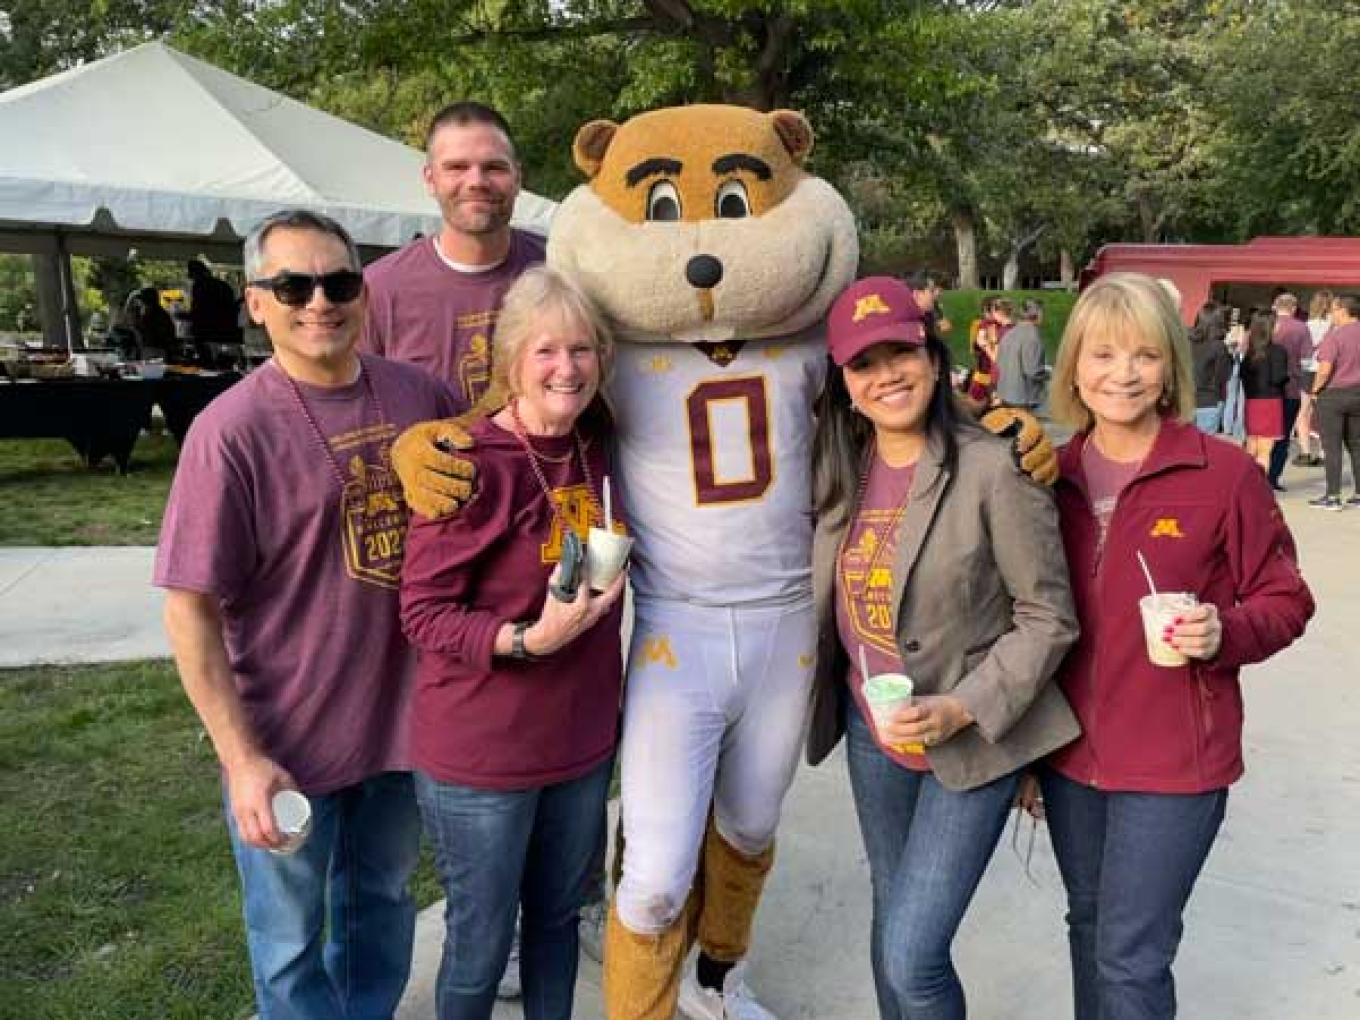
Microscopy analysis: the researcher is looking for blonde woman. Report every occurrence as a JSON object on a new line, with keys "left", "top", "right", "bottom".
{"left": 400, "top": 265, "right": 627, "bottom": 1020}
{"left": 1040, "top": 273, "right": 1314, "bottom": 1020}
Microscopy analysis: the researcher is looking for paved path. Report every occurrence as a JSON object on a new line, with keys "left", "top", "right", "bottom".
{"left": 3, "top": 455, "right": 1357, "bottom": 1018}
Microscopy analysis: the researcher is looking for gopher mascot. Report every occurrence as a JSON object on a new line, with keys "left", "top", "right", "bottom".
{"left": 394, "top": 103, "right": 1051, "bottom": 1020}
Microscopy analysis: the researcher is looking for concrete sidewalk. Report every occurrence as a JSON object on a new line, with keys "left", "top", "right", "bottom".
{"left": 3, "top": 456, "right": 1358, "bottom": 1018}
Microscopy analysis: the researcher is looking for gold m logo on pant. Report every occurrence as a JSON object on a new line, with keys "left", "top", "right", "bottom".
{"left": 635, "top": 636, "right": 678, "bottom": 670}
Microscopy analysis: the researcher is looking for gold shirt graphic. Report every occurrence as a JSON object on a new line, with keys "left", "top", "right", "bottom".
{"left": 335, "top": 429, "right": 408, "bottom": 590}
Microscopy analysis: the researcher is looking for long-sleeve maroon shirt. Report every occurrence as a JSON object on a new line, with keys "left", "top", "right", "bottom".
{"left": 400, "top": 416, "right": 624, "bottom": 790}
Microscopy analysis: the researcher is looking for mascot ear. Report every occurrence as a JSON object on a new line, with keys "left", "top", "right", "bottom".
{"left": 573, "top": 120, "right": 620, "bottom": 179}
{"left": 769, "top": 110, "right": 815, "bottom": 166}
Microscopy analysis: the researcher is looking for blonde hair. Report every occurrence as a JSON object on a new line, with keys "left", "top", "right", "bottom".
{"left": 490, "top": 265, "right": 614, "bottom": 399}
{"left": 1050, "top": 272, "right": 1196, "bottom": 431}
{"left": 1308, "top": 290, "right": 1334, "bottom": 320}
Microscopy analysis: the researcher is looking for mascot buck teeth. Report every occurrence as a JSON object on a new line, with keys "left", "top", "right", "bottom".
{"left": 392, "top": 101, "right": 1051, "bottom": 1020}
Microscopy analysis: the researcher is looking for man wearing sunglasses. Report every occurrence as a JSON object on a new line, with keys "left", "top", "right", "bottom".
{"left": 362, "top": 101, "right": 546, "bottom": 412}
{"left": 156, "top": 209, "right": 457, "bottom": 1020}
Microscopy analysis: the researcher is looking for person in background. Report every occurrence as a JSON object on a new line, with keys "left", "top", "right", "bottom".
{"left": 1307, "top": 293, "right": 1360, "bottom": 510}
{"left": 1268, "top": 293, "right": 1311, "bottom": 487}
{"left": 187, "top": 258, "right": 244, "bottom": 348}
{"left": 123, "top": 286, "right": 176, "bottom": 361}
{"left": 908, "top": 271, "right": 952, "bottom": 340}
{"left": 1238, "top": 309, "right": 1289, "bottom": 480}
{"left": 965, "top": 296, "right": 999, "bottom": 407}
{"left": 1295, "top": 290, "right": 1333, "bottom": 467}
{"left": 995, "top": 298, "right": 1048, "bottom": 411}
{"left": 400, "top": 266, "right": 626, "bottom": 1020}
{"left": 156, "top": 210, "right": 458, "bottom": 1020}
{"left": 1188, "top": 300, "right": 1233, "bottom": 434}
{"left": 807, "top": 275, "right": 1079, "bottom": 1019}
{"left": 1040, "top": 272, "right": 1313, "bottom": 1020}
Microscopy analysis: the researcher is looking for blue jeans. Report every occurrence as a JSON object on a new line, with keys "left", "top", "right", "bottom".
{"left": 1268, "top": 397, "right": 1302, "bottom": 484}
{"left": 225, "top": 771, "right": 420, "bottom": 1020}
{"left": 1192, "top": 404, "right": 1223, "bottom": 435}
{"left": 845, "top": 704, "right": 1020, "bottom": 1020}
{"left": 415, "top": 758, "right": 612, "bottom": 1020}
{"left": 1039, "top": 768, "right": 1227, "bottom": 1020}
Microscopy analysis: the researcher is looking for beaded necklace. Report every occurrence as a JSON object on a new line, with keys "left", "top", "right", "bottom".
{"left": 272, "top": 357, "right": 389, "bottom": 492}
{"left": 507, "top": 398, "right": 602, "bottom": 533}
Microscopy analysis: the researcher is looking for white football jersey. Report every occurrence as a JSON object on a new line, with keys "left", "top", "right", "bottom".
{"left": 606, "top": 332, "right": 826, "bottom": 606}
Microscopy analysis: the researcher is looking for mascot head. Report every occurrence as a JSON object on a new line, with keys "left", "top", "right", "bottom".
{"left": 548, "top": 104, "right": 858, "bottom": 343}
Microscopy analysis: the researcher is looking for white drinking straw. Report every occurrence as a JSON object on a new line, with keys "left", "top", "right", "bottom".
{"left": 859, "top": 643, "right": 871, "bottom": 683}
{"left": 603, "top": 475, "right": 613, "bottom": 530}
{"left": 1136, "top": 550, "right": 1159, "bottom": 598}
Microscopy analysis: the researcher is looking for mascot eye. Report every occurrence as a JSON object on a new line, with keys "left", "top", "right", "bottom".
{"left": 647, "top": 180, "right": 682, "bottom": 222}
{"left": 715, "top": 179, "right": 751, "bottom": 219}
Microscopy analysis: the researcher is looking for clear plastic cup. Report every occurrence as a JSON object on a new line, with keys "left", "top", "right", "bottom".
{"left": 269, "top": 789, "right": 312, "bottom": 856}
{"left": 586, "top": 527, "right": 633, "bottom": 592}
{"left": 1138, "top": 593, "right": 1199, "bottom": 667}
{"left": 862, "top": 672, "right": 925, "bottom": 754}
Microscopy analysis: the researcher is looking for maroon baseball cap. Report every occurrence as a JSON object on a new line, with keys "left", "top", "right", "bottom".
{"left": 826, "top": 276, "right": 926, "bottom": 366}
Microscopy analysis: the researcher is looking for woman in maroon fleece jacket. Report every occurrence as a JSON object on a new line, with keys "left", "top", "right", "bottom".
{"left": 1038, "top": 273, "right": 1314, "bottom": 1020}
{"left": 399, "top": 266, "right": 626, "bottom": 1020}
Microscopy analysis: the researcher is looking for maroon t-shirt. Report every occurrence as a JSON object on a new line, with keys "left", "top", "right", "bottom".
{"left": 1273, "top": 317, "right": 1311, "bottom": 399}
{"left": 361, "top": 230, "right": 547, "bottom": 411}
{"left": 835, "top": 456, "right": 928, "bottom": 771}
{"left": 401, "top": 416, "right": 626, "bottom": 790}
{"left": 154, "top": 355, "right": 458, "bottom": 794}
{"left": 1080, "top": 437, "right": 1143, "bottom": 554}
{"left": 1316, "top": 321, "right": 1360, "bottom": 390}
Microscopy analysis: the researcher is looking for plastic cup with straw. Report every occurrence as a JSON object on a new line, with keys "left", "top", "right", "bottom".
{"left": 586, "top": 474, "right": 633, "bottom": 592}
{"left": 859, "top": 642, "right": 924, "bottom": 753}
{"left": 1135, "top": 549, "right": 1198, "bottom": 667}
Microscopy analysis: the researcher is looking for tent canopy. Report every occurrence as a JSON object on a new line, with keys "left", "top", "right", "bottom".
{"left": 0, "top": 40, "right": 556, "bottom": 260}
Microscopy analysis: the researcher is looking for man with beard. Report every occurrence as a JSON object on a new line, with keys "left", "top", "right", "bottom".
{"left": 361, "top": 102, "right": 546, "bottom": 412}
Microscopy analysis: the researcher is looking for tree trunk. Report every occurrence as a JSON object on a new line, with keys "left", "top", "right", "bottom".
{"left": 1003, "top": 253, "right": 1021, "bottom": 291}
{"left": 952, "top": 209, "right": 979, "bottom": 290}
{"left": 1060, "top": 248, "right": 1075, "bottom": 286}
{"left": 1137, "top": 194, "right": 1160, "bottom": 243}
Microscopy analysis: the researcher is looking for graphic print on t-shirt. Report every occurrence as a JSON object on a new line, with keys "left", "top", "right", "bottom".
{"left": 332, "top": 424, "right": 408, "bottom": 589}
{"left": 839, "top": 498, "right": 909, "bottom": 656}
{"left": 456, "top": 311, "right": 494, "bottom": 405}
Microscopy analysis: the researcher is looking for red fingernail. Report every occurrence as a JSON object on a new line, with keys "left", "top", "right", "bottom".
{"left": 1173, "top": 616, "right": 1184, "bottom": 625}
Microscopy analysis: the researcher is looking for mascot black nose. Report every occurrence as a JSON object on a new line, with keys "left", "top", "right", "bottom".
{"left": 686, "top": 254, "right": 724, "bottom": 290}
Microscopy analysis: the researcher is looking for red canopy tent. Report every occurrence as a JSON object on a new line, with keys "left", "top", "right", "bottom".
{"left": 1080, "top": 237, "right": 1360, "bottom": 323}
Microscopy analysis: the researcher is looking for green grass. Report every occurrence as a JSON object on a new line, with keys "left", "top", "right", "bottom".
{"left": 0, "top": 435, "right": 178, "bottom": 545}
{"left": 0, "top": 660, "right": 442, "bottom": 1020}
{"left": 938, "top": 289, "right": 1078, "bottom": 368}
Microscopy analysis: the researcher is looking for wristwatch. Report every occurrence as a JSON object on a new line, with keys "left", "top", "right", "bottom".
{"left": 510, "top": 620, "right": 535, "bottom": 660}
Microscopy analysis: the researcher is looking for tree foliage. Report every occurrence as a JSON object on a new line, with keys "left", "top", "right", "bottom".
{"left": 3, "top": 0, "right": 1357, "bottom": 286}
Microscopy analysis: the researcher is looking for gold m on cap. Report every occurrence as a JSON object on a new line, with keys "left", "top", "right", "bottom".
{"left": 852, "top": 293, "right": 892, "bottom": 322}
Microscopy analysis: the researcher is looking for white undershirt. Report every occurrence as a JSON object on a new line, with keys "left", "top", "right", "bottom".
{"left": 433, "top": 236, "right": 507, "bottom": 275}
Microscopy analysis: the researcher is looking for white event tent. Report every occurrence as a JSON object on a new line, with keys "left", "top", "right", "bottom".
{"left": 0, "top": 40, "right": 557, "bottom": 347}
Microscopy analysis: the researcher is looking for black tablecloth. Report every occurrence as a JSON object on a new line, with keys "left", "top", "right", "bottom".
{"left": 0, "top": 374, "right": 241, "bottom": 472}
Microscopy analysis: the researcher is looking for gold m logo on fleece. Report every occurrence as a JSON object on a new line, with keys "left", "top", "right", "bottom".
{"left": 1149, "top": 518, "right": 1185, "bottom": 539}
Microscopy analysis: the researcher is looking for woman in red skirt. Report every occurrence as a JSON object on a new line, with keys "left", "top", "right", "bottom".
{"left": 1239, "top": 309, "right": 1288, "bottom": 480}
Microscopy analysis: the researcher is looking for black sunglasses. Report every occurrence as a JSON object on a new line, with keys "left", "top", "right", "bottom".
{"left": 247, "top": 270, "right": 364, "bottom": 307}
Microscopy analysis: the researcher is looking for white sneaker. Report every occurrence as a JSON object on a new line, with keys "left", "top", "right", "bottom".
{"left": 678, "top": 961, "right": 779, "bottom": 1020}
{"left": 578, "top": 898, "right": 607, "bottom": 965}
{"left": 496, "top": 925, "right": 522, "bottom": 1000}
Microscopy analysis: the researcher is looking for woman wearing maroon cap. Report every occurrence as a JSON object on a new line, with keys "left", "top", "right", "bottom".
{"left": 806, "top": 275, "right": 1079, "bottom": 1019}
{"left": 1038, "top": 272, "right": 1314, "bottom": 1020}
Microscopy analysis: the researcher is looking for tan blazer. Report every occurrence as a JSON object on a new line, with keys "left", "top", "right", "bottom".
{"left": 806, "top": 426, "right": 1080, "bottom": 791}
